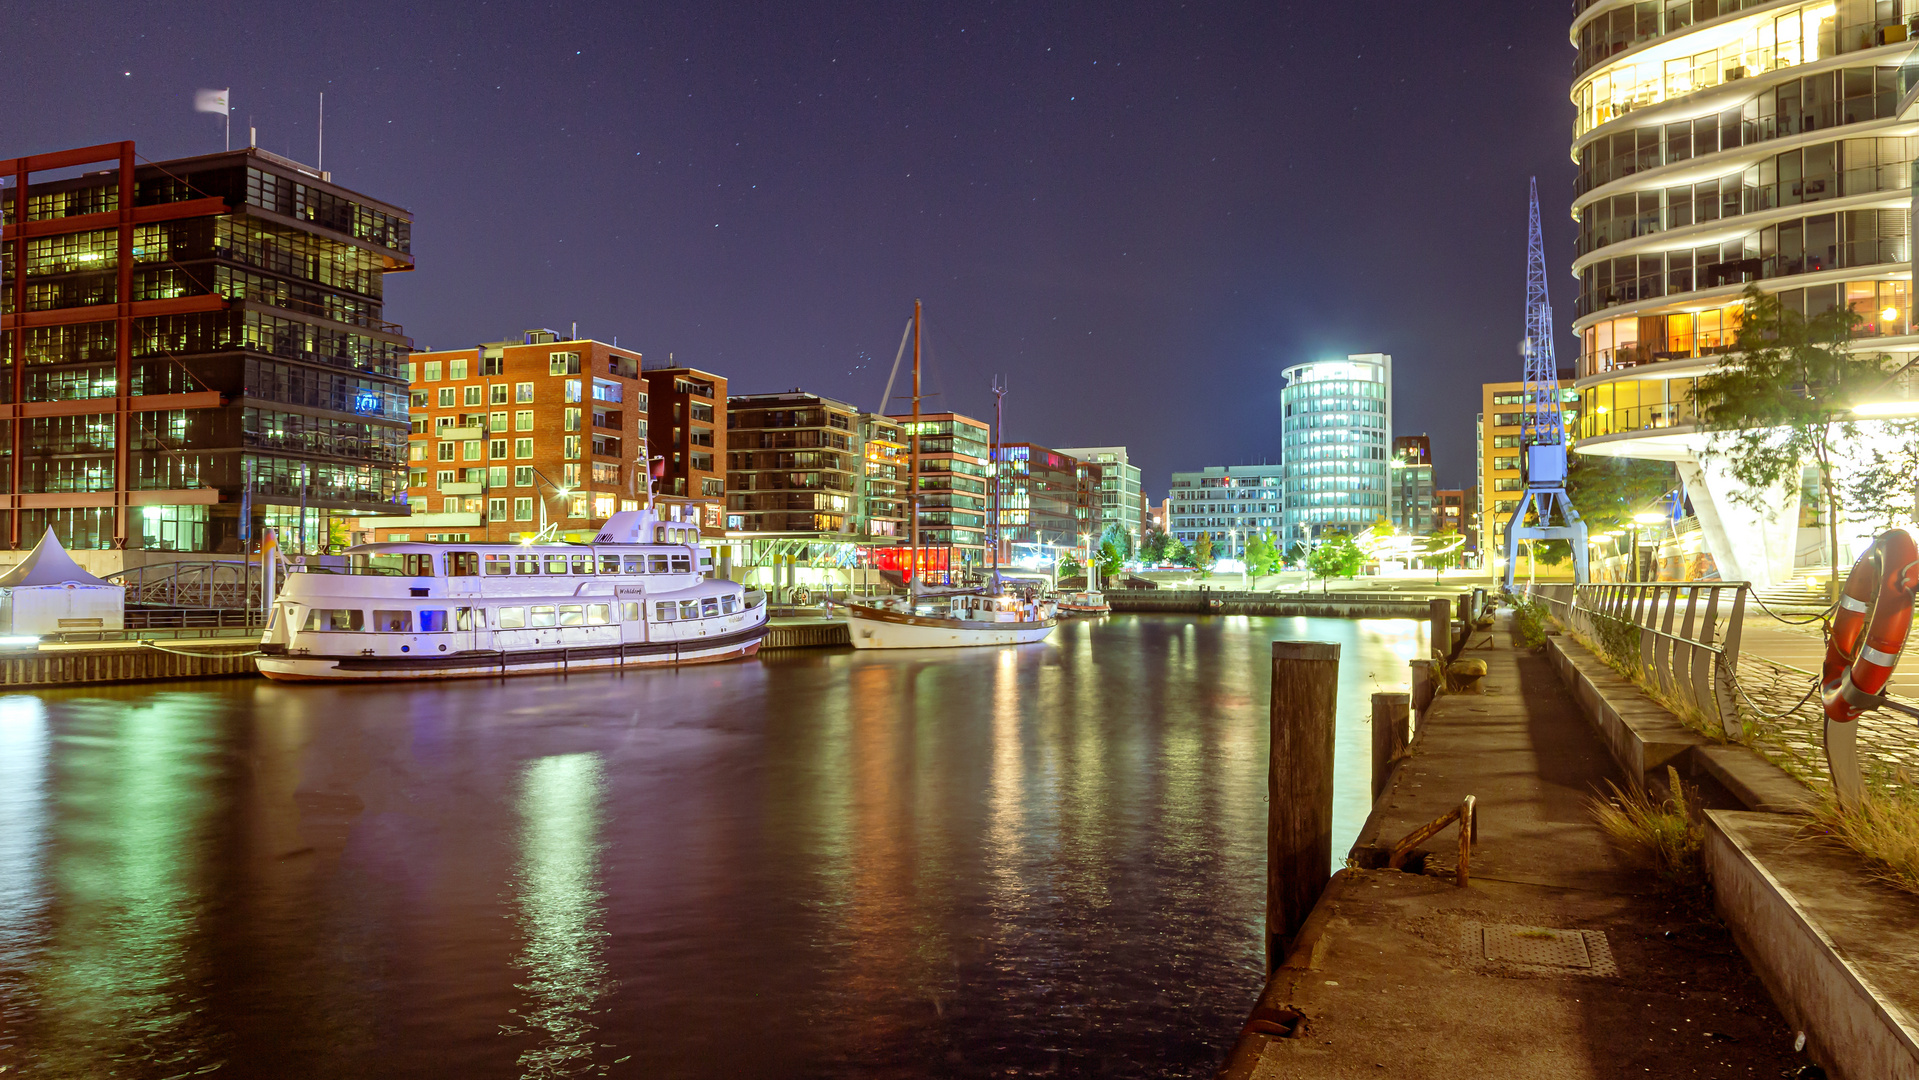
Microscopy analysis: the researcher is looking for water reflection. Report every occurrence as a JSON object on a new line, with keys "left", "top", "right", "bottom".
{"left": 508, "top": 752, "right": 611, "bottom": 1077}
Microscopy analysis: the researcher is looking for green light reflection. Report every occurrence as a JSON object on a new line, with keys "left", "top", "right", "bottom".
{"left": 509, "top": 752, "right": 610, "bottom": 1079}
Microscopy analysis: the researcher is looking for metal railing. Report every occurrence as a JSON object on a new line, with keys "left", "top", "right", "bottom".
{"left": 1527, "top": 581, "right": 1748, "bottom": 739}
{"left": 105, "top": 560, "right": 267, "bottom": 610}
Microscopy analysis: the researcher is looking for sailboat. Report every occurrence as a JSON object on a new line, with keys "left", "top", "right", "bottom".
{"left": 842, "top": 301, "right": 1058, "bottom": 649}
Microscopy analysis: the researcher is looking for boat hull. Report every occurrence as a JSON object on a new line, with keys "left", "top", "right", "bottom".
{"left": 843, "top": 604, "right": 1055, "bottom": 649}
{"left": 257, "top": 623, "right": 767, "bottom": 681}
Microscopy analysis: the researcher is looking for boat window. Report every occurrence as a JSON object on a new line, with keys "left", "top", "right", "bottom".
{"left": 303, "top": 608, "right": 364, "bottom": 632}
{"left": 654, "top": 601, "right": 674, "bottom": 622}
{"left": 485, "top": 553, "right": 513, "bottom": 576}
{"left": 455, "top": 608, "right": 473, "bottom": 631}
{"left": 498, "top": 607, "right": 526, "bottom": 629}
{"left": 558, "top": 605, "right": 585, "bottom": 626}
{"left": 586, "top": 604, "right": 610, "bottom": 625}
{"left": 621, "top": 602, "right": 641, "bottom": 622}
{"left": 678, "top": 599, "right": 700, "bottom": 619}
{"left": 373, "top": 610, "right": 412, "bottom": 633}
{"left": 355, "top": 554, "right": 409, "bottom": 576}
{"left": 420, "top": 610, "right": 449, "bottom": 632}
{"left": 648, "top": 554, "right": 670, "bottom": 573}
{"left": 701, "top": 597, "right": 719, "bottom": 617}
{"left": 721, "top": 595, "right": 735, "bottom": 614}
{"left": 446, "top": 551, "right": 479, "bottom": 576}
{"left": 600, "top": 554, "right": 621, "bottom": 575}
{"left": 405, "top": 553, "right": 435, "bottom": 577}
{"left": 571, "top": 553, "right": 594, "bottom": 575}
{"left": 670, "top": 554, "right": 692, "bottom": 573}
{"left": 515, "top": 554, "right": 540, "bottom": 575}
{"left": 529, "top": 605, "right": 557, "bottom": 628}
{"left": 623, "top": 555, "right": 645, "bottom": 574}
{"left": 654, "top": 526, "right": 668, "bottom": 542}
{"left": 544, "top": 554, "right": 569, "bottom": 575}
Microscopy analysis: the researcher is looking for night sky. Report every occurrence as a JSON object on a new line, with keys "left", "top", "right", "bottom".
{"left": 7, "top": 1, "right": 1576, "bottom": 495}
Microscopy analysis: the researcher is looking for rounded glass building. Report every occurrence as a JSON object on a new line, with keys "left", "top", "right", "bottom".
{"left": 1569, "top": 2, "right": 1918, "bottom": 586}
{"left": 1280, "top": 353, "right": 1392, "bottom": 547}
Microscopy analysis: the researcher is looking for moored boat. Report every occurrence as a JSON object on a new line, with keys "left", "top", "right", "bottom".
{"left": 1056, "top": 590, "right": 1110, "bottom": 616}
{"left": 844, "top": 591, "right": 1057, "bottom": 649}
{"left": 256, "top": 508, "right": 767, "bottom": 680}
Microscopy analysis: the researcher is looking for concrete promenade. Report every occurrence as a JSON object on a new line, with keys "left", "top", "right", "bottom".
{"left": 1219, "top": 624, "right": 1808, "bottom": 1077}
{"left": 1740, "top": 609, "right": 1919, "bottom": 700}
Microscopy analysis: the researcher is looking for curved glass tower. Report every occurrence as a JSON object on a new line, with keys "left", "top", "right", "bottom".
{"left": 1280, "top": 353, "right": 1392, "bottom": 547}
{"left": 1569, "top": 1, "right": 1918, "bottom": 586}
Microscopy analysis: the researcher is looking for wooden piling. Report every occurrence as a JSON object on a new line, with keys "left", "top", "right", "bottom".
{"left": 1408, "top": 658, "right": 1436, "bottom": 721}
{"left": 1371, "top": 691, "right": 1411, "bottom": 804}
{"left": 1429, "top": 597, "right": 1453, "bottom": 660}
{"left": 1268, "top": 639, "right": 1339, "bottom": 972}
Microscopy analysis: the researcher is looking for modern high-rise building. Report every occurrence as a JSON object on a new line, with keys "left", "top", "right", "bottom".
{"left": 2, "top": 141, "right": 413, "bottom": 559}
{"left": 1280, "top": 352, "right": 1391, "bottom": 546}
{"left": 725, "top": 390, "right": 862, "bottom": 535}
{"left": 992, "top": 442, "right": 1084, "bottom": 548}
{"left": 1054, "top": 445, "right": 1143, "bottom": 547}
{"left": 1568, "top": 2, "right": 1919, "bottom": 585}
{"left": 893, "top": 411, "right": 990, "bottom": 573}
{"left": 1389, "top": 434, "right": 1436, "bottom": 534}
{"left": 642, "top": 362, "right": 728, "bottom": 533}
{"left": 374, "top": 331, "right": 646, "bottom": 544}
{"left": 1167, "top": 464, "right": 1284, "bottom": 555}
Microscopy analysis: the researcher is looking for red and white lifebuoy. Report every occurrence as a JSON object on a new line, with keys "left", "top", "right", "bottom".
{"left": 1822, "top": 528, "right": 1919, "bottom": 723}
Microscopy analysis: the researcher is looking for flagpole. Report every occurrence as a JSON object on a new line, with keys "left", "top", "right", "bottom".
{"left": 225, "top": 89, "right": 231, "bottom": 151}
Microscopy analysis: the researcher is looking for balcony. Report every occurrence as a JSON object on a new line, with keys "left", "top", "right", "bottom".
{"left": 438, "top": 482, "right": 484, "bottom": 496}
{"left": 438, "top": 426, "right": 484, "bottom": 441}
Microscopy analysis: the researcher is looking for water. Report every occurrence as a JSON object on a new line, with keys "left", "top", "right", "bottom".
{"left": 0, "top": 615, "right": 1421, "bottom": 1079}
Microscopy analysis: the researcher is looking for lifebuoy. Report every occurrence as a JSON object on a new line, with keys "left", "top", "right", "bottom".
{"left": 1822, "top": 528, "right": 1919, "bottom": 723}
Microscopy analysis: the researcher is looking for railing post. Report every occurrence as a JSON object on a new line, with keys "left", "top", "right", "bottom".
{"left": 1268, "top": 640, "right": 1340, "bottom": 973}
{"left": 1675, "top": 586, "right": 1701, "bottom": 712}
{"left": 1654, "top": 584, "right": 1679, "bottom": 700}
{"left": 1714, "top": 586, "right": 1747, "bottom": 740}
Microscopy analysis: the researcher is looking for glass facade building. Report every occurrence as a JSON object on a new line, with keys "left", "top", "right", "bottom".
{"left": 1566, "top": 0, "right": 1919, "bottom": 585}
{"left": 1389, "top": 435, "right": 1435, "bottom": 534}
{"left": 1055, "top": 445, "right": 1144, "bottom": 546}
{"left": 892, "top": 412, "right": 990, "bottom": 569}
{"left": 1280, "top": 353, "right": 1392, "bottom": 546}
{"left": 1, "top": 142, "right": 413, "bottom": 553}
{"left": 1167, "top": 464, "right": 1283, "bottom": 555}
{"left": 993, "top": 443, "right": 1086, "bottom": 548}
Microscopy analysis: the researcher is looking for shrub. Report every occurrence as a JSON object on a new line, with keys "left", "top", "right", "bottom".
{"left": 1590, "top": 766, "right": 1705, "bottom": 894}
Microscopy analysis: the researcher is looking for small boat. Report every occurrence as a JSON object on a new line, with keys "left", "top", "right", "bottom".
{"left": 1056, "top": 590, "right": 1111, "bottom": 616}
{"left": 844, "top": 300, "right": 1055, "bottom": 650}
{"left": 256, "top": 506, "right": 768, "bottom": 680}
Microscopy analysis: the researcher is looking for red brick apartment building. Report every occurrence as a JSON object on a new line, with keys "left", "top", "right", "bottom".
{"left": 367, "top": 330, "right": 647, "bottom": 544}
{"left": 640, "top": 362, "right": 727, "bottom": 535}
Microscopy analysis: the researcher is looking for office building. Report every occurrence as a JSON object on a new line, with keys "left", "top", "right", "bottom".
{"left": 1389, "top": 435, "right": 1436, "bottom": 534}
{"left": 1, "top": 141, "right": 413, "bottom": 558}
{"left": 856, "top": 413, "right": 907, "bottom": 540}
{"left": 1280, "top": 352, "right": 1391, "bottom": 545}
{"left": 642, "top": 362, "right": 728, "bottom": 533}
{"left": 373, "top": 331, "right": 645, "bottom": 543}
{"left": 1055, "top": 445, "right": 1144, "bottom": 547}
{"left": 995, "top": 442, "right": 1087, "bottom": 549}
{"left": 894, "top": 411, "right": 991, "bottom": 573}
{"left": 1435, "top": 488, "right": 1472, "bottom": 541}
{"left": 1167, "top": 464, "right": 1284, "bottom": 556}
{"left": 1479, "top": 380, "right": 1581, "bottom": 564}
{"left": 1569, "top": 2, "right": 1919, "bottom": 584}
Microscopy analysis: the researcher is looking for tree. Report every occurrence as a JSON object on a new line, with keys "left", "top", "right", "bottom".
{"left": 1692, "top": 285, "right": 1899, "bottom": 599}
{"left": 1194, "top": 532, "right": 1215, "bottom": 578}
{"left": 1306, "top": 531, "right": 1364, "bottom": 592}
{"left": 1097, "top": 538, "right": 1124, "bottom": 580}
{"left": 1285, "top": 541, "right": 1308, "bottom": 568}
{"left": 1165, "top": 537, "right": 1193, "bottom": 568}
{"left": 1140, "top": 525, "right": 1169, "bottom": 564}
{"left": 1566, "top": 454, "right": 1677, "bottom": 531}
{"left": 1424, "top": 526, "right": 1464, "bottom": 582}
{"left": 1060, "top": 553, "right": 1083, "bottom": 580}
{"left": 1098, "top": 522, "right": 1134, "bottom": 564}
{"left": 1843, "top": 419, "right": 1919, "bottom": 532}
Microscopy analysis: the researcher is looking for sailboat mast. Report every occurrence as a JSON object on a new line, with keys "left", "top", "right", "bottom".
{"left": 909, "top": 299, "right": 922, "bottom": 593}
{"left": 991, "top": 376, "right": 1004, "bottom": 591}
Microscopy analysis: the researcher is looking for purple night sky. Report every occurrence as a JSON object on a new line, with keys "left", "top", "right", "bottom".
{"left": 5, "top": 1, "right": 1575, "bottom": 494}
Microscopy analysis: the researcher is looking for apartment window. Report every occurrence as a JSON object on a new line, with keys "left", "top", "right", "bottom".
{"left": 515, "top": 438, "right": 534, "bottom": 459}
{"left": 563, "top": 463, "right": 581, "bottom": 487}
{"left": 438, "top": 387, "right": 455, "bottom": 408}
{"left": 691, "top": 452, "right": 713, "bottom": 471}
{"left": 425, "top": 361, "right": 442, "bottom": 381}
{"left": 464, "top": 468, "right": 487, "bottom": 484}
{"left": 593, "top": 493, "right": 615, "bottom": 518}
{"left": 592, "top": 461, "right": 619, "bottom": 484}
{"left": 482, "top": 353, "right": 505, "bottom": 376}
{"left": 489, "top": 439, "right": 508, "bottom": 460}
{"left": 464, "top": 385, "right": 482, "bottom": 406}
{"left": 489, "top": 466, "right": 508, "bottom": 487}
{"left": 1493, "top": 455, "right": 1520, "bottom": 471}
{"left": 463, "top": 441, "right": 483, "bottom": 461}
{"left": 549, "top": 352, "right": 581, "bottom": 375}
{"left": 514, "top": 497, "right": 534, "bottom": 521}
{"left": 409, "top": 390, "right": 427, "bottom": 408}
{"left": 409, "top": 468, "right": 428, "bottom": 488}
{"left": 491, "top": 384, "right": 509, "bottom": 404}
{"left": 515, "top": 410, "right": 534, "bottom": 431}
{"left": 568, "top": 494, "right": 588, "bottom": 518}
{"left": 1492, "top": 412, "right": 1523, "bottom": 427}
{"left": 565, "top": 380, "right": 582, "bottom": 403}
{"left": 406, "top": 363, "right": 417, "bottom": 383}
{"left": 441, "top": 497, "right": 460, "bottom": 513}
{"left": 409, "top": 417, "right": 429, "bottom": 435}
{"left": 564, "top": 435, "right": 580, "bottom": 460}
{"left": 490, "top": 411, "right": 508, "bottom": 431}
{"left": 437, "top": 442, "right": 455, "bottom": 461}
{"left": 1492, "top": 435, "right": 1522, "bottom": 448}
{"left": 1494, "top": 477, "right": 1524, "bottom": 491}
{"left": 691, "top": 402, "right": 715, "bottom": 423}
{"left": 515, "top": 466, "right": 534, "bottom": 487}
{"left": 564, "top": 408, "right": 581, "bottom": 431}
{"left": 409, "top": 443, "right": 426, "bottom": 462}
{"left": 516, "top": 382, "right": 534, "bottom": 403}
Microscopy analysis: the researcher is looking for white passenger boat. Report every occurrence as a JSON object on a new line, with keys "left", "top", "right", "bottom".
{"left": 1056, "top": 590, "right": 1110, "bottom": 616}
{"left": 256, "top": 508, "right": 768, "bottom": 680}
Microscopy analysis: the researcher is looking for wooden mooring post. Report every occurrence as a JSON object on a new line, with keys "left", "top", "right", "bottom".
{"left": 1268, "top": 640, "right": 1339, "bottom": 973}
{"left": 1371, "top": 691, "right": 1411, "bottom": 803}
{"left": 1428, "top": 597, "right": 1453, "bottom": 660}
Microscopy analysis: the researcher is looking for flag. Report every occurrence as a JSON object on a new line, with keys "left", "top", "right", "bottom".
{"left": 650, "top": 456, "right": 666, "bottom": 479}
{"left": 194, "top": 88, "right": 229, "bottom": 114}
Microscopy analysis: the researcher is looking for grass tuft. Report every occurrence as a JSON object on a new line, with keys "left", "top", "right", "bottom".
{"left": 1590, "top": 765, "right": 1706, "bottom": 894}
{"left": 1806, "top": 779, "right": 1919, "bottom": 896}
{"left": 1510, "top": 599, "right": 1549, "bottom": 649}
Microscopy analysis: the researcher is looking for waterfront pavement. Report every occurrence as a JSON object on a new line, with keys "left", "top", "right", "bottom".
{"left": 1740, "top": 608, "right": 1919, "bottom": 700}
{"left": 1220, "top": 623, "right": 1813, "bottom": 1078}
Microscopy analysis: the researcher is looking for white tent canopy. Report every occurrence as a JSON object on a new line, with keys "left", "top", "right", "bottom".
{"left": 0, "top": 528, "right": 124, "bottom": 635}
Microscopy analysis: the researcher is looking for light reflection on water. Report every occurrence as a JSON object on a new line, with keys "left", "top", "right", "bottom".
{"left": 0, "top": 615, "right": 1418, "bottom": 1079}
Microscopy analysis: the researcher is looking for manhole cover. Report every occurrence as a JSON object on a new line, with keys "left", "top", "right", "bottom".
{"left": 1464, "top": 924, "right": 1617, "bottom": 976}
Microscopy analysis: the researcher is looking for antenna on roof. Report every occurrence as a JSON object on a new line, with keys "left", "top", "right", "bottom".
{"left": 317, "top": 92, "right": 324, "bottom": 173}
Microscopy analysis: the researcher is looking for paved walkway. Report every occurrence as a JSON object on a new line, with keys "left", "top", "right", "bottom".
{"left": 1221, "top": 626, "right": 1809, "bottom": 1078}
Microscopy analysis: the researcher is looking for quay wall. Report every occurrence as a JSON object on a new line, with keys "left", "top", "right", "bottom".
{"left": 1107, "top": 590, "right": 1431, "bottom": 619}
{"left": 0, "top": 642, "right": 259, "bottom": 688}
